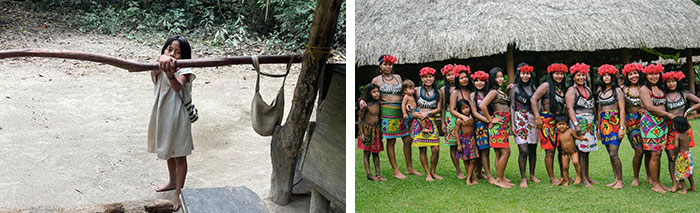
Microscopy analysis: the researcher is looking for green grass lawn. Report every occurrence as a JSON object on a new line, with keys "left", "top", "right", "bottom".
{"left": 355, "top": 119, "right": 700, "bottom": 212}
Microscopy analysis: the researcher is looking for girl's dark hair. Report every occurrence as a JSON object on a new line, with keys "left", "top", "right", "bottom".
{"left": 515, "top": 62, "right": 537, "bottom": 105}
{"left": 546, "top": 64, "right": 568, "bottom": 114}
{"left": 363, "top": 83, "right": 379, "bottom": 104}
{"left": 161, "top": 35, "right": 192, "bottom": 59}
{"left": 471, "top": 76, "right": 490, "bottom": 112}
{"left": 488, "top": 67, "right": 504, "bottom": 90}
{"left": 419, "top": 73, "right": 440, "bottom": 101}
{"left": 456, "top": 99, "right": 470, "bottom": 113}
{"left": 672, "top": 116, "right": 690, "bottom": 133}
{"left": 554, "top": 114, "right": 569, "bottom": 123}
{"left": 663, "top": 78, "right": 684, "bottom": 93}
{"left": 596, "top": 73, "right": 619, "bottom": 94}
{"left": 624, "top": 70, "right": 643, "bottom": 87}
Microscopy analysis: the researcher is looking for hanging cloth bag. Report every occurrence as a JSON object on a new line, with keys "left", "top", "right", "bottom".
{"left": 251, "top": 55, "right": 292, "bottom": 136}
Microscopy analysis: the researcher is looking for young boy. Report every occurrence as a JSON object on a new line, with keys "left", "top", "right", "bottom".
{"left": 555, "top": 115, "right": 585, "bottom": 186}
{"left": 672, "top": 116, "right": 695, "bottom": 194}
{"left": 357, "top": 84, "right": 385, "bottom": 181}
{"left": 455, "top": 99, "right": 479, "bottom": 185}
{"left": 401, "top": 79, "right": 429, "bottom": 133}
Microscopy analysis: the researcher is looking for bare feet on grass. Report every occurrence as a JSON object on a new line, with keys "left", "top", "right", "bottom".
{"left": 573, "top": 177, "right": 581, "bottom": 185}
{"left": 631, "top": 178, "right": 640, "bottom": 186}
{"left": 432, "top": 173, "right": 443, "bottom": 180}
{"left": 612, "top": 181, "right": 624, "bottom": 189}
{"left": 367, "top": 175, "right": 379, "bottom": 182}
{"left": 457, "top": 172, "right": 466, "bottom": 180}
{"left": 690, "top": 186, "right": 697, "bottom": 191}
{"left": 471, "top": 177, "right": 479, "bottom": 184}
{"left": 377, "top": 176, "right": 388, "bottom": 181}
{"left": 588, "top": 178, "right": 598, "bottom": 184}
{"left": 426, "top": 174, "right": 434, "bottom": 182}
{"left": 549, "top": 177, "right": 561, "bottom": 185}
{"left": 155, "top": 182, "right": 176, "bottom": 192}
{"left": 662, "top": 184, "right": 672, "bottom": 191}
{"left": 529, "top": 176, "right": 541, "bottom": 183}
{"left": 678, "top": 189, "right": 687, "bottom": 194}
{"left": 393, "top": 171, "right": 407, "bottom": 180}
{"left": 606, "top": 181, "right": 616, "bottom": 187}
{"left": 406, "top": 169, "right": 423, "bottom": 176}
{"left": 494, "top": 180, "right": 513, "bottom": 189}
{"left": 651, "top": 185, "right": 667, "bottom": 193}
{"left": 582, "top": 182, "right": 593, "bottom": 188}
{"left": 487, "top": 176, "right": 497, "bottom": 184}
{"left": 520, "top": 179, "right": 528, "bottom": 188}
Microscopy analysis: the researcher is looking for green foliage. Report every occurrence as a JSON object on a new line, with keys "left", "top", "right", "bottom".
{"left": 642, "top": 47, "right": 681, "bottom": 61}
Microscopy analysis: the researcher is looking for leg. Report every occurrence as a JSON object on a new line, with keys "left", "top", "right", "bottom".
{"left": 579, "top": 152, "right": 592, "bottom": 187}
{"left": 666, "top": 149, "right": 677, "bottom": 191}
{"left": 419, "top": 147, "right": 432, "bottom": 181}
{"left": 649, "top": 150, "right": 666, "bottom": 193}
{"left": 678, "top": 180, "right": 687, "bottom": 194}
{"left": 605, "top": 145, "right": 616, "bottom": 187}
{"left": 494, "top": 148, "right": 513, "bottom": 188}
{"left": 562, "top": 154, "right": 570, "bottom": 186}
{"left": 474, "top": 157, "right": 485, "bottom": 179}
{"left": 468, "top": 160, "right": 478, "bottom": 184}
{"left": 518, "top": 144, "right": 529, "bottom": 187}
{"left": 557, "top": 146, "right": 564, "bottom": 179}
{"left": 545, "top": 149, "right": 560, "bottom": 185}
{"left": 690, "top": 176, "right": 696, "bottom": 191}
{"left": 402, "top": 136, "right": 422, "bottom": 176}
{"left": 373, "top": 153, "right": 386, "bottom": 181}
{"left": 584, "top": 153, "right": 598, "bottom": 184}
{"left": 480, "top": 149, "right": 496, "bottom": 184}
{"left": 155, "top": 158, "right": 177, "bottom": 192}
{"left": 607, "top": 145, "right": 624, "bottom": 189}
{"left": 645, "top": 150, "right": 652, "bottom": 184}
{"left": 450, "top": 146, "right": 465, "bottom": 179}
{"left": 430, "top": 146, "right": 443, "bottom": 180}
{"left": 386, "top": 138, "right": 406, "bottom": 179}
{"left": 528, "top": 144, "right": 540, "bottom": 183}
{"left": 631, "top": 147, "right": 643, "bottom": 186}
{"left": 572, "top": 152, "right": 581, "bottom": 185}
{"left": 172, "top": 156, "right": 188, "bottom": 211}
{"left": 465, "top": 159, "right": 473, "bottom": 185}
{"left": 363, "top": 151, "right": 377, "bottom": 181}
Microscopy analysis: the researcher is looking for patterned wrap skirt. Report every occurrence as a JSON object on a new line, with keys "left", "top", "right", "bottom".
{"left": 457, "top": 133, "right": 479, "bottom": 160}
{"left": 514, "top": 110, "right": 538, "bottom": 145}
{"left": 640, "top": 112, "right": 667, "bottom": 151}
{"left": 625, "top": 112, "right": 643, "bottom": 149}
{"left": 675, "top": 151, "right": 695, "bottom": 181}
{"left": 357, "top": 124, "right": 384, "bottom": 153}
{"left": 489, "top": 111, "right": 511, "bottom": 148}
{"left": 380, "top": 101, "right": 410, "bottom": 139}
{"left": 444, "top": 111, "right": 458, "bottom": 146}
{"left": 540, "top": 111, "right": 559, "bottom": 150}
{"left": 475, "top": 112, "right": 491, "bottom": 150}
{"left": 412, "top": 117, "right": 440, "bottom": 147}
{"left": 599, "top": 110, "right": 621, "bottom": 146}
{"left": 665, "top": 119, "right": 696, "bottom": 150}
{"left": 571, "top": 113, "right": 598, "bottom": 152}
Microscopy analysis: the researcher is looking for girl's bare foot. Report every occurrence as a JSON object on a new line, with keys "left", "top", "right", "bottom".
{"left": 646, "top": 177, "right": 652, "bottom": 184}
{"left": 530, "top": 176, "right": 541, "bottom": 183}
{"left": 476, "top": 172, "right": 486, "bottom": 179}
{"left": 377, "top": 176, "right": 388, "bottom": 181}
{"left": 679, "top": 189, "right": 687, "bottom": 194}
{"left": 588, "top": 178, "right": 599, "bottom": 184}
{"left": 432, "top": 173, "right": 443, "bottom": 180}
{"left": 631, "top": 178, "right": 640, "bottom": 186}
{"left": 367, "top": 175, "right": 379, "bottom": 182}
{"left": 494, "top": 180, "right": 513, "bottom": 188}
{"left": 574, "top": 177, "right": 581, "bottom": 185}
{"left": 690, "top": 186, "right": 697, "bottom": 191}
{"left": 505, "top": 177, "right": 511, "bottom": 183}
{"left": 172, "top": 196, "right": 182, "bottom": 212}
{"left": 651, "top": 185, "right": 667, "bottom": 193}
{"left": 426, "top": 175, "right": 434, "bottom": 182}
{"left": 670, "top": 182, "right": 678, "bottom": 191}
{"left": 612, "top": 181, "right": 624, "bottom": 189}
{"left": 662, "top": 184, "right": 672, "bottom": 191}
{"left": 466, "top": 180, "right": 472, "bottom": 185}
{"left": 471, "top": 178, "right": 479, "bottom": 184}
{"left": 406, "top": 169, "right": 423, "bottom": 176}
{"left": 393, "top": 171, "right": 407, "bottom": 180}
{"left": 549, "top": 178, "right": 561, "bottom": 185}
{"left": 457, "top": 172, "right": 466, "bottom": 180}
{"left": 155, "top": 182, "right": 176, "bottom": 192}
{"left": 487, "top": 177, "right": 497, "bottom": 184}
{"left": 582, "top": 182, "right": 593, "bottom": 188}
{"left": 520, "top": 179, "right": 528, "bottom": 188}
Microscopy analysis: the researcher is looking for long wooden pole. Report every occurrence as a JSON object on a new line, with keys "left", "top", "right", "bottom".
{"left": 506, "top": 44, "right": 515, "bottom": 84}
{"left": 0, "top": 49, "right": 302, "bottom": 71}
{"left": 268, "top": 0, "right": 340, "bottom": 205}
{"left": 687, "top": 49, "right": 695, "bottom": 95}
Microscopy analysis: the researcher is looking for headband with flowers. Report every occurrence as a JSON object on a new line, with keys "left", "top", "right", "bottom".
{"left": 547, "top": 63, "right": 568, "bottom": 73}
{"left": 379, "top": 55, "right": 397, "bottom": 65}
{"left": 453, "top": 64, "right": 471, "bottom": 76}
{"left": 662, "top": 71, "right": 686, "bottom": 82}
{"left": 441, "top": 64, "right": 454, "bottom": 75}
{"left": 642, "top": 63, "right": 664, "bottom": 74}
{"left": 622, "top": 63, "right": 644, "bottom": 75}
{"left": 519, "top": 65, "right": 534, "bottom": 73}
{"left": 470, "top": 70, "right": 489, "bottom": 80}
{"left": 569, "top": 63, "right": 590, "bottom": 74}
{"left": 419, "top": 67, "right": 436, "bottom": 76}
{"left": 597, "top": 64, "right": 619, "bottom": 76}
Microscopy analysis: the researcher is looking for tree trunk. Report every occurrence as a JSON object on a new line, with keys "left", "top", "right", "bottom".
{"left": 269, "top": 0, "right": 341, "bottom": 205}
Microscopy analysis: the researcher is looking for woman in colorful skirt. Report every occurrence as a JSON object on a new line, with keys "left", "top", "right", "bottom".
{"left": 509, "top": 63, "right": 541, "bottom": 188}
{"left": 469, "top": 70, "right": 496, "bottom": 183}
{"left": 621, "top": 63, "right": 650, "bottom": 186}
{"left": 663, "top": 71, "right": 699, "bottom": 191}
{"left": 359, "top": 54, "right": 422, "bottom": 179}
{"left": 441, "top": 64, "right": 471, "bottom": 179}
{"left": 531, "top": 63, "right": 569, "bottom": 185}
{"left": 565, "top": 63, "right": 597, "bottom": 188}
{"left": 411, "top": 67, "right": 443, "bottom": 181}
{"left": 479, "top": 67, "right": 514, "bottom": 188}
{"left": 639, "top": 63, "right": 675, "bottom": 193}
{"left": 595, "top": 64, "right": 626, "bottom": 189}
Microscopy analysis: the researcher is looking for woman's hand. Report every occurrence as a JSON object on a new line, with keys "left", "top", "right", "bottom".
{"left": 535, "top": 117, "right": 543, "bottom": 130}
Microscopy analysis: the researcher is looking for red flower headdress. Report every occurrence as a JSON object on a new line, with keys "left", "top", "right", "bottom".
{"left": 643, "top": 63, "right": 664, "bottom": 74}
{"left": 419, "top": 67, "right": 436, "bottom": 76}
{"left": 380, "top": 55, "right": 397, "bottom": 65}
{"left": 441, "top": 64, "right": 454, "bottom": 75}
{"left": 453, "top": 64, "right": 471, "bottom": 76}
{"left": 519, "top": 65, "right": 534, "bottom": 73}
{"left": 622, "top": 63, "right": 643, "bottom": 75}
{"left": 597, "top": 64, "right": 619, "bottom": 76}
{"left": 547, "top": 63, "right": 568, "bottom": 73}
{"left": 569, "top": 63, "right": 590, "bottom": 74}
{"left": 662, "top": 71, "right": 686, "bottom": 82}
{"left": 470, "top": 70, "right": 489, "bottom": 80}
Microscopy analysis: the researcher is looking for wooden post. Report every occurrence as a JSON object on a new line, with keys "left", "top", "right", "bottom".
{"left": 506, "top": 44, "right": 515, "bottom": 84}
{"left": 309, "top": 188, "right": 330, "bottom": 213}
{"left": 268, "top": 0, "right": 341, "bottom": 205}
{"left": 687, "top": 49, "right": 696, "bottom": 95}
{"left": 622, "top": 49, "right": 630, "bottom": 64}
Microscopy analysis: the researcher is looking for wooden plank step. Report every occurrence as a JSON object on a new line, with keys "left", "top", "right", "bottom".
{"left": 181, "top": 186, "right": 268, "bottom": 213}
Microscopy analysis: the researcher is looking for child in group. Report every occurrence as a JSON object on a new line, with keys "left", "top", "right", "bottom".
{"left": 358, "top": 84, "right": 386, "bottom": 182}
{"left": 402, "top": 79, "right": 429, "bottom": 133}
{"left": 455, "top": 99, "right": 479, "bottom": 185}
{"left": 555, "top": 115, "right": 585, "bottom": 186}
{"left": 672, "top": 116, "right": 695, "bottom": 194}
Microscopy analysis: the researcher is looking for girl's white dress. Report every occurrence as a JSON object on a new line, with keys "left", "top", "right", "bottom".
{"left": 148, "top": 68, "right": 195, "bottom": 159}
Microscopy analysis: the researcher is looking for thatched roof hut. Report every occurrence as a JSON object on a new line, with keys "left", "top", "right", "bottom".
{"left": 356, "top": 0, "right": 700, "bottom": 94}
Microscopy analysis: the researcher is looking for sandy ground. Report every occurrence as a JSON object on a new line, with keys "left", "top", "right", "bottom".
{"left": 0, "top": 3, "right": 313, "bottom": 212}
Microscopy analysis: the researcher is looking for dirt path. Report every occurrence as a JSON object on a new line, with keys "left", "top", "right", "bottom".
{"left": 0, "top": 3, "right": 311, "bottom": 212}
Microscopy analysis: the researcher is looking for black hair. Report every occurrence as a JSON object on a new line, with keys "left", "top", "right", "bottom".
{"left": 514, "top": 62, "right": 537, "bottom": 105}
{"left": 443, "top": 71, "right": 456, "bottom": 113}
{"left": 161, "top": 35, "right": 192, "bottom": 59}
{"left": 456, "top": 99, "right": 470, "bottom": 114}
{"left": 642, "top": 72, "right": 663, "bottom": 89}
{"left": 546, "top": 64, "right": 568, "bottom": 114}
{"left": 596, "top": 73, "right": 619, "bottom": 95}
{"left": 488, "top": 67, "right": 504, "bottom": 90}
{"left": 672, "top": 116, "right": 690, "bottom": 133}
{"left": 554, "top": 114, "right": 569, "bottom": 124}
{"left": 363, "top": 83, "right": 379, "bottom": 104}
{"left": 419, "top": 73, "right": 441, "bottom": 101}
{"left": 624, "top": 70, "right": 643, "bottom": 87}
{"left": 662, "top": 78, "right": 684, "bottom": 93}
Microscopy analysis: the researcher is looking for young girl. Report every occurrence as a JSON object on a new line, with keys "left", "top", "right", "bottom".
{"left": 596, "top": 64, "right": 626, "bottom": 189}
{"left": 455, "top": 99, "right": 479, "bottom": 185}
{"left": 621, "top": 63, "right": 650, "bottom": 186}
{"left": 358, "top": 84, "right": 386, "bottom": 182}
{"left": 149, "top": 35, "right": 196, "bottom": 211}
{"left": 470, "top": 70, "right": 495, "bottom": 183}
{"left": 479, "top": 67, "right": 513, "bottom": 188}
{"left": 671, "top": 116, "right": 694, "bottom": 194}
{"left": 412, "top": 67, "right": 443, "bottom": 181}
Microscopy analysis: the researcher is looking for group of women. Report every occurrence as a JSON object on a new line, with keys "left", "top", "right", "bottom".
{"left": 359, "top": 54, "right": 698, "bottom": 192}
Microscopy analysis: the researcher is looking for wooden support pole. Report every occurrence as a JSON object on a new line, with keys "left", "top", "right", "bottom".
{"left": 268, "top": 0, "right": 341, "bottom": 205}
{"left": 506, "top": 44, "right": 515, "bottom": 84}
{"left": 622, "top": 49, "right": 631, "bottom": 64}
{"left": 687, "top": 49, "right": 695, "bottom": 95}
